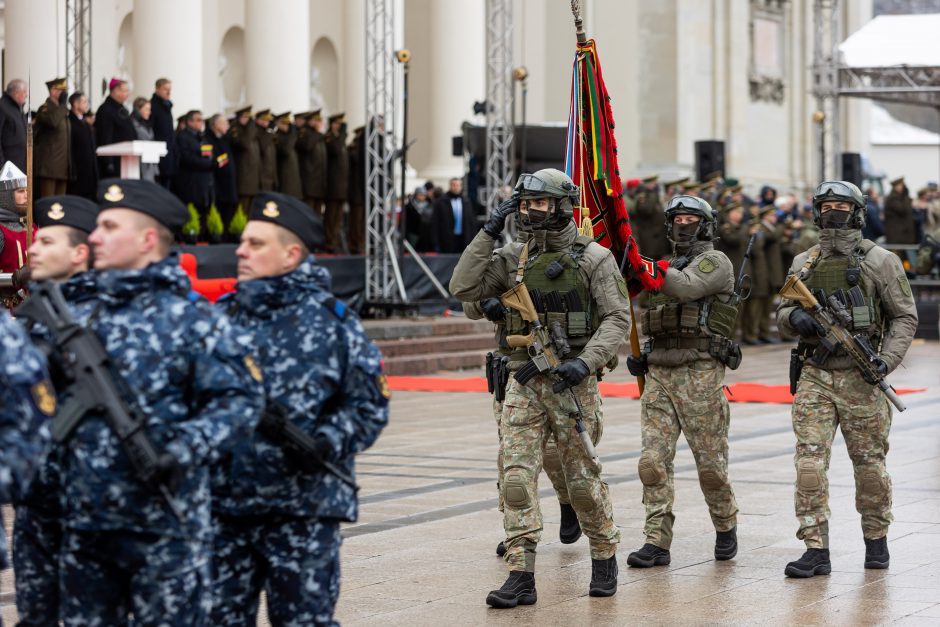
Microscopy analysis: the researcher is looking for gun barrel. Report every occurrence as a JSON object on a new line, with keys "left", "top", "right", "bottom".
{"left": 879, "top": 381, "right": 907, "bottom": 412}
{"left": 0, "top": 273, "right": 13, "bottom": 288}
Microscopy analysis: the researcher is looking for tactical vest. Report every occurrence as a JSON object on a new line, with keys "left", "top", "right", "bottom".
{"left": 799, "top": 241, "right": 882, "bottom": 350}
{"left": 504, "top": 236, "right": 597, "bottom": 361}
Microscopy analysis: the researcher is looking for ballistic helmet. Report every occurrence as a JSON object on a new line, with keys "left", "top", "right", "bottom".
{"left": 811, "top": 180, "right": 866, "bottom": 229}
{"left": 664, "top": 194, "right": 718, "bottom": 242}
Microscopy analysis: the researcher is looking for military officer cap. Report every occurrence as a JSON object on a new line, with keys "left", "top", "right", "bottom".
{"left": 97, "top": 178, "right": 189, "bottom": 233}
{"left": 729, "top": 183, "right": 743, "bottom": 193}
{"left": 255, "top": 109, "right": 274, "bottom": 122}
{"left": 704, "top": 171, "right": 723, "bottom": 182}
{"left": 294, "top": 111, "right": 311, "bottom": 121}
{"left": 311, "top": 109, "right": 323, "bottom": 120}
{"left": 890, "top": 176, "right": 904, "bottom": 186}
{"left": 353, "top": 125, "right": 365, "bottom": 136}
{"left": 250, "top": 192, "right": 325, "bottom": 251}
{"left": 721, "top": 201, "right": 742, "bottom": 213}
{"left": 328, "top": 112, "right": 345, "bottom": 124}
{"left": 276, "top": 111, "right": 292, "bottom": 123}
{"left": 681, "top": 181, "right": 701, "bottom": 193}
{"left": 641, "top": 174, "right": 658, "bottom": 184}
{"left": 35, "top": 195, "right": 99, "bottom": 233}
{"left": 663, "top": 176, "right": 689, "bottom": 188}
{"left": 235, "top": 105, "right": 253, "bottom": 117}
{"left": 718, "top": 189, "right": 734, "bottom": 203}
{"left": 758, "top": 203, "right": 776, "bottom": 216}
{"left": 46, "top": 77, "right": 67, "bottom": 91}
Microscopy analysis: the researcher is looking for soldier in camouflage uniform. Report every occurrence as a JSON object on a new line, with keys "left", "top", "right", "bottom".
{"left": 1, "top": 311, "right": 53, "bottom": 627}
{"left": 13, "top": 195, "right": 98, "bottom": 626}
{"left": 625, "top": 195, "right": 741, "bottom": 568}
{"left": 35, "top": 179, "right": 264, "bottom": 625}
{"left": 211, "top": 192, "right": 390, "bottom": 626}
{"left": 450, "top": 168, "right": 629, "bottom": 607}
{"left": 777, "top": 181, "right": 918, "bottom": 578}
{"left": 915, "top": 225, "right": 940, "bottom": 275}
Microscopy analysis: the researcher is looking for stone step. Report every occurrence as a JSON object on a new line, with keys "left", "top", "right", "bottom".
{"left": 362, "top": 316, "right": 492, "bottom": 341}
{"left": 382, "top": 349, "right": 488, "bottom": 376}
{"left": 376, "top": 332, "right": 495, "bottom": 358}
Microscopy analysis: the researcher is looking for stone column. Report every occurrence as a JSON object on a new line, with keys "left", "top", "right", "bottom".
{"left": 245, "top": 0, "right": 310, "bottom": 112}
{"left": 4, "top": 0, "right": 61, "bottom": 104}
{"left": 342, "top": 0, "right": 365, "bottom": 127}
{"left": 133, "top": 0, "right": 204, "bottom": 116}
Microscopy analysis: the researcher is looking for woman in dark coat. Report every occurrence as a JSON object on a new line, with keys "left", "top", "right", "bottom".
{"left": 884, "top": 177, "right": 916, "bottom": 244}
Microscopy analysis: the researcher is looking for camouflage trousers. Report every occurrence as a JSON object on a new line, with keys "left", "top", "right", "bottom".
{"left": 792, "top": 365, "right": 893, "bottom": 549}
{"left": 60, "top": 529, "right": 209, "bottom": 626}
{"left": 639, "top": 361, "right": 738, "bottom": 550}
{"left": 13, "top": 505, "right": 61, "bottom": 626}
{"left": 500, "top": 374, "right": 619, "bottom": 572}
{"left": 494, "top": 397, "right": 569, "bottom": 512}
{"left": 211, "top": 514, "right": 341, "bottom": 627}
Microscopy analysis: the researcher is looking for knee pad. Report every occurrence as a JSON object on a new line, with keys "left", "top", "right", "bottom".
{"left": 698, "top": 467, "right": 727, "bottom": 491}
{"left": 796, "top": 457, "right": 825, "bottom": 492}
{"left": 502, "top": 469, "right": 531, "bottom": 509}
{"left": 859, "top": 467, "right": 888, "bottom": 497}
{"left": 638, "top": 452, "right": 666, "bottom": 487}
{"left": 569, "top": 483, "right": 598, "bottom": 513}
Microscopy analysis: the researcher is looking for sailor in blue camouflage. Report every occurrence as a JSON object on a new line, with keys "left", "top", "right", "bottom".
{"left": 1, "top": 311, "right": 53, "bottom": 626}
{"left": 13, "top": 194, "right": 99, "bottom": 626}
{"left": 40, "top": 179, "right": 265, "bottom": 626}
{"left": 211, "top": 193, "right": 390, "bottom": 627}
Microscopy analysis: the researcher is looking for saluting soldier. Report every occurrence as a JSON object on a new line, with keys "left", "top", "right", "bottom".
{"left": 254, "top": 109, "right": 278, "bottom": 193}
{"left": 296, "top": 110, "right": 328, "bottom": 218}
{"left": 33, "top": 78, "right": 71, "bottom": 199}
{"left": 274, "top": 112, "right": 302, "bottom": 199}
{"left": 230, "top": 105, "right": 261, "bottom": 214}
{"left": 324, "top": 113, "right": 348, "bottom": 253}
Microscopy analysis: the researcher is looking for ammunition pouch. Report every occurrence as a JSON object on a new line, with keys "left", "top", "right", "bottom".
{"left": 644, "top": 335, "right": 741, "bottom": 369}
{"left": 789, "top": 347, "right": 804, "bottom": 395}
{"left": 485, "top": 352, "right": 511, "bottom": 401}
{"left": 514, "top": 360, "right": 541, "bottom": 385}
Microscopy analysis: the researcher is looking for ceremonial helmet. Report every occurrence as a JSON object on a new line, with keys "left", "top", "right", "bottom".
{"left": 664, "top": 194, "right": 718, "bottom": 242}
{"left": 0, "top": 161, "right": 27, "bottom": 215}
{"left": 514, "top": 168, "right": 579, "bottom": 230}
{"left": 811, "top": 180, "right": 866, "bottom": 229}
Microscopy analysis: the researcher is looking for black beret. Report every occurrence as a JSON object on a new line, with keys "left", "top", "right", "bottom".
{"left": 97, "top": 178, "right": 189, "bottom": 233}
{"left": 249, "top": 192, "right": 324, "bottom": 251}
{"left": 34, "top": 195, "right": 99, "bottom": 233}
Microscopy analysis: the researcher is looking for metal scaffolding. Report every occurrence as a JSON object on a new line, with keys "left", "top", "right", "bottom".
{"left": 65, "top": 0, "right": 93, "bottom": 98}
{"left": 484, "top": 0, "right": 514, "bottom": 220}
{"left": 364, "top": 0, "right": 403, "bottom": 304}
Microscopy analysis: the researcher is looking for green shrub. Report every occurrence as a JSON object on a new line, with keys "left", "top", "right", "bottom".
{"left": 206, "top": 204, "right": 224, "bottom": 236}
{"left": 228, "top": 204, "right": 248, "bottom": 236}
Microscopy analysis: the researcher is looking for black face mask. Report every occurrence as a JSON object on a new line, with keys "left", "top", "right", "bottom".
{"left": 671, "top": 221, "right": 699, "bottom": 243}
{"left": 820, "top": 210, "right": 852, "bottom": 229}
{"left": 522, "top": 208, "right": 550, "bottom": 230}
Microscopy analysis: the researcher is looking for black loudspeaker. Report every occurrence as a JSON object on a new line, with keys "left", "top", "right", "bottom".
{"left": 841, "top": 152, "right": 863, "bottom": 187}
{"left": 694, "top": 140, "right": 725, "bottom": 182}
{"left": 452, "top": 136, "right": 463, "bottom": 157}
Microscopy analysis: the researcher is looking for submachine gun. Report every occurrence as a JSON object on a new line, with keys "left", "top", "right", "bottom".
{"left": 500, "top": 283, "right": 598, "bottom": 463}
{"left": 15, "top": 282, "right": 185, "bottom": 521}
{"left": 729, "top": 233, "right": 757, "bottom": 310}
{"left": 778, "top": 274, "right": 906, "bottom": 412}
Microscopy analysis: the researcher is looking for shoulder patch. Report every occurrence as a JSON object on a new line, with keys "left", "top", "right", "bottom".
{"left": 377, "top": 373, "right": 392, "bottom": 400}
{"left": 897, "top": 275, "right": 913, "bottom": 298}
{"left": 31, "top": 380, "right": 57, "bottom": 416}
{"left": 698, "top": 257, "right": 716, "bottom": 274}
{"left": 616, "top": 276, "right": 629, "bottom": 298}
{"left": 243, "top": 355, "right": 264, "bottom": 382}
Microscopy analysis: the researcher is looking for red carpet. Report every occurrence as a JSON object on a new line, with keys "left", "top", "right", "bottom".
{"left": 386, "top": 376, "right": 925, "bottom": 404}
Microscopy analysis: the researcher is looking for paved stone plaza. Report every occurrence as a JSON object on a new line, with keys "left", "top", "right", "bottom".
{"left": 0, "top": 341, "right": 936, "bottom": 625}
{"left": 336, "top": 341, "right": 940, "bottom": 626}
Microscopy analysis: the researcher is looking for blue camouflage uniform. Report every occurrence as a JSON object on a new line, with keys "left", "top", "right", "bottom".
{"left": 211, "top": 256, "right": 390, "bottom": 627}
{"left": 13, "top": 271, "right": 98, "bottom": 626}
{"left": 0, "top": 311, "right": 53, "bottom": 627}
{"left": 31, "top": 255, "right": 264, "bottom": 626}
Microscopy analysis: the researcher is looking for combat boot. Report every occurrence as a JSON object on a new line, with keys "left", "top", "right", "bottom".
{"left": 485, "top": 571, "right": 537, "bottom": 608}
{"left": 589, "top": 555, "right": 618, "bottom": 597}
{"left": 559, "top": 502, "right": 582, "bottom": 544}
{"left": 714, "top": 526, "right": 738, "bottom": 561}
{"left": 495, "top": 541, "right": 506, "bottom": 557}
{"left": 626, "top": 543, "right": 671, "bottom": 568}
{"left": 784, "top": 548, "right": 831, "bottom": 578}
{"left": 864, "top": 536, "right": 890, "bottom": 569}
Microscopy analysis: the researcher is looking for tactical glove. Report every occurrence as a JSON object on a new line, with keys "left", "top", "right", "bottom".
{"left": 480, "top": 297, "right": 506, "bottom": 323}
{"left": 552, "top": 358, "right": 591, "bottom": 390}
{"left": 862, "top": 356, "right": 889, "bottom": 385}
{"left": 626, "top": 354, "right": 649, "bottom": 377}
{"left": 483, "top": 194, "right": 519, "bottom": 239}
{"left": 789, "top": 308, "right": 825, "bottom": 338}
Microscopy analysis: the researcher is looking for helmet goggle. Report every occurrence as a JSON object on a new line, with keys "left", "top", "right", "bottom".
{"left": 666, "top": 195, "right": 711, "bottom": 216}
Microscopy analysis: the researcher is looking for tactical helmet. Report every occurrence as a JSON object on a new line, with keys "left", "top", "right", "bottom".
{"left": 664, "top": 194, "right": 717, "bottom": 242}
{"left": 811, "top": 180, "right": 866, "bottom": 229}
{"left": 514, "top": 168, "right": 579, "bottom": 230}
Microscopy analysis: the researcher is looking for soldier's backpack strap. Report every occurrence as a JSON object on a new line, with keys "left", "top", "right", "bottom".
{"left": 797, "top": 245, "right": 822, "bottom": 279}
{"left": 514, "top": 240, "right": 532, "bottom": 284}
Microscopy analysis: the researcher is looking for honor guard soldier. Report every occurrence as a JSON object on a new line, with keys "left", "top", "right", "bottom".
{"left": 210, "top": 192, "right": 389, "bottom": 626}
{"left": 274, "top": 112, "right": 302, "bottom": 199}
{"left": 254, "top": 109, "right": 278, "bottom": 192}
{"left": 297, "top": 110, "right": 329, "bottom": 218}
{"left": 13, "top": 195, "right": 98, "bottom": 626}
{"left": 324, "top": 113, "right": 349, "bottom": 252}
{"left": 777, "top": 181, "right": 917, "bottom": 577}
{"left": 23, "top": 179, "right": 264, "bottom": 625}
{"left": 34, "top": 77, "right": 71, "bottom": 199}
{"left": 625, "top": 195, "right": 741, "bottom": 568}
{"left": 450, "top": 168, "right": 628, "bottom": 607}
{"left": 230, "top": 105, "right": 261, "bottom": 214}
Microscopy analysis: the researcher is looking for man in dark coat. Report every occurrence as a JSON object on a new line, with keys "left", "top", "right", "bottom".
{"left": 95, "top": 79, "right": 137, "bottom": 178}
{"left": 0, "top": 80, "right": 28, "bottom": 170}
{"left": 34, "top": 78, "right": 71, "bottom": 198}
{"left": 255, "top": 110, "right": 278, "bottom": 192}
{"left": 230, "top": 105, "right": 260, "bottom": 214}
{"left": 324, "top": 113, "right": 348, "bottom": 253}
{"left": 296, "top": 110, "right": 328, "bottom": 217}
{"left": 66, "top": 92, "right": 98, "bottom": 200}
{"left": 150, "top": 78, "right": 178, "bottom": 188}
{"left": 175, "top": 110, "right": 215, "bottom": 236}
{"left": 346, "top": 126, "right": 366, "bottom": 255}
{"left": 433, "top": 177, "right": 476, "bottom": 253}
{"left": 884, "top": 177, "right": 916, "bottom": 244}
{"left": 208, "top": 113, "right": 238, "bottom": 239}
{"left": 274, "top": 112, "right": 302, "bottom": 198}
